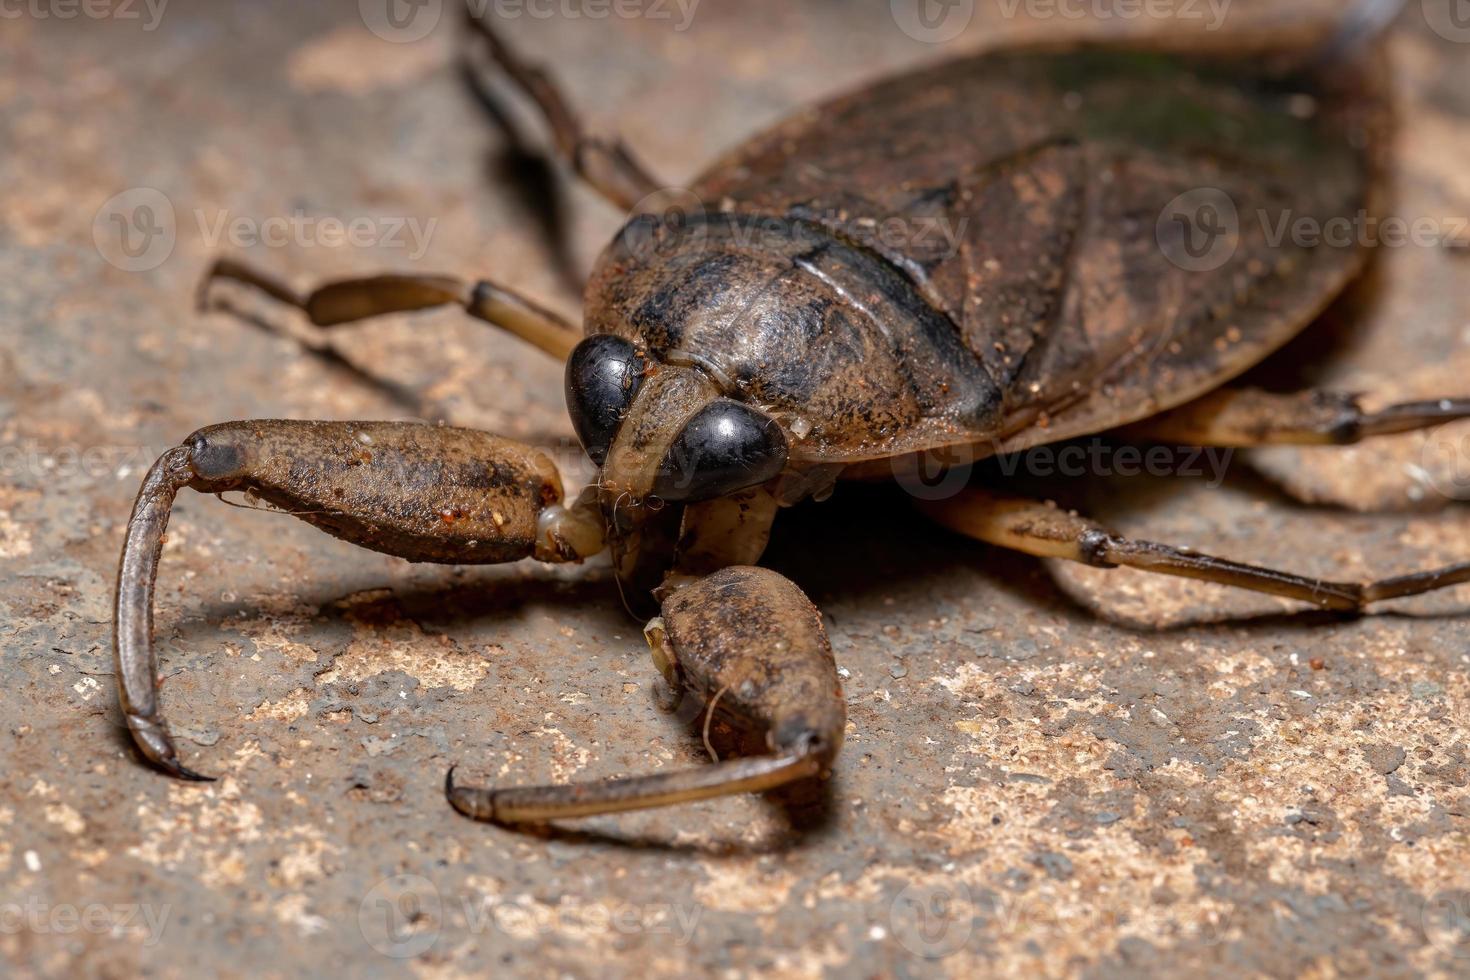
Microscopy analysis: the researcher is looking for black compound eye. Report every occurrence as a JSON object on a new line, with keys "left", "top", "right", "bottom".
{"left": 566, "top": 335, "right": 645, "bottom": 465}
{"left": 653, "top": 400, "right": 788, "bottom": 503}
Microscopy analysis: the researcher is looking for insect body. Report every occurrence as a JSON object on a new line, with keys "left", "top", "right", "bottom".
{"left": 115, "top": 4, "right": 1470, "bottom": 824}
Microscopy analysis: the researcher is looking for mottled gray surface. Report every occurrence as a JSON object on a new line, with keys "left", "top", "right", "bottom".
{"left": 4, "top": 1, "right": 1470, "bottom": 977}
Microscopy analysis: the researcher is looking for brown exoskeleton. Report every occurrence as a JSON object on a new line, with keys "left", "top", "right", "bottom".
{"left": 116, "top": 1, "right": 1470, "bottom": 824}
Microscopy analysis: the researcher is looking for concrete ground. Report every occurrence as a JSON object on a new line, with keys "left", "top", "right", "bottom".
{"left": 4, "top": 1, "right": 1470, "bottom": 976}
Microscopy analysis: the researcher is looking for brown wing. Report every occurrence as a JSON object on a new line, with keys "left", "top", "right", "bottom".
{"left": 691, "top": 42, "right": 1390, "bottom": 459}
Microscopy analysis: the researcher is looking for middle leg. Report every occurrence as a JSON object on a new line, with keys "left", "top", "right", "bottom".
{"left": 199, "top": 257, "right": 582, "bottom": 362}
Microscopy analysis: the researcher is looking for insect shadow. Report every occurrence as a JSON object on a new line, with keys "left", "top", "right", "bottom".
{"left": 459, "top": 48, "right": 584, "bottom": 296}
{"left": 134, "top": 562, "right": 840, "bottom": 852}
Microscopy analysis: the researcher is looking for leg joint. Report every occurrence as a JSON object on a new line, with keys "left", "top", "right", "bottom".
{"left": 1078, "top": 529, "right": 1119, "bottom": 568}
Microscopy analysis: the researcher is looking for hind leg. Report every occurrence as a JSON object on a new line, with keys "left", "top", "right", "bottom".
{"left": 1123, "top": 386, "right": 1470, "bottom": 510}
{"left": 920, "top": 488, "right": 1470, "bottom": 614}
{"left": 462, "top": 5, "right": 663, "bottom": 210}
{"left": 198, "top": 257, "right": 582, "bottom": 362}
{"left": 1123, "top": 387, "right": 1470, "bottom": 447}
